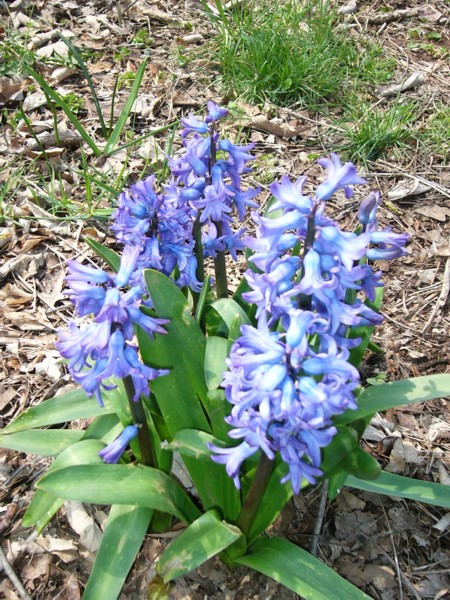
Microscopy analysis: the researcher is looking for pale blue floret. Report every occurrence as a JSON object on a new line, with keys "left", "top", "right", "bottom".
{"left": 99, "top": 425, "right": 139, "bottom": 463}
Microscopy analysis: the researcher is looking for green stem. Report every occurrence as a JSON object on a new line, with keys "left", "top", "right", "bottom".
{"left": 213, "top": 220, "right": 228, "bottom": 299}
{"left": 297, "top": 204, "right": 319, "bottom": 310}
{"left": 236, "top": 452, "right": 275, "bottom": 538}
{"left": 123, "top": 375, "right": 156, "bottom": 467}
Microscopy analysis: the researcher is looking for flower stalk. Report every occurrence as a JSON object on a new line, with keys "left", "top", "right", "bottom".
{"left": 123, "top": 375, "right": 156, "bottom": 467}
{"left": 236, "top": 452, "right": 275, "bottom": 537}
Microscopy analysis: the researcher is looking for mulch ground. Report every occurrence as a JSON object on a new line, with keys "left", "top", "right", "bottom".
{"left": 0, "top": 1, "right": 449, "bottom": 598}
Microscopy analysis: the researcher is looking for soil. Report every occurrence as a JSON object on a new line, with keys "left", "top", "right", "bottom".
{"left": 0, "top": 1, "right": 449, "bottom": 599}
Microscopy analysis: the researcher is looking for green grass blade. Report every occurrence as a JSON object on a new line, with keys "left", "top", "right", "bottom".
{"left": 103, "top": 59, "right": 148, "bottom": 155}
{"left": 25, "top": 65, "right": 102, "bottom": 156}
{"left": 0, "top": 429, "right": 83, "bottom": 456}
{"left": 3, "top": 388, "right": 114, "bottom": 433}
{"left": 58, "top": 33, "right": 107, "bottom": 137}
{"left": 335, "top": 374, "right": 450, "bottom": 425}
{"left": 107, "top": 122, "right": 178, "bottom": 156}
{"left": 84, "top": 505, "right": 152, "bottom": 600}
{"left": 157, "top": 510, "right": 242, "bottom": 583}
{"left": 235, "top": 537, "right": 371, "bottom": 600}
{"left": 37, "top": 464, "right": 201, "bottom": 524}
{"left": 345, "top": 471, "right": 450, "bottom": 509}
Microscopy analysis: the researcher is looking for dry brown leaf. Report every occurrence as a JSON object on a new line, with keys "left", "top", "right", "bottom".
{"left": 36, "top": 40, "right": 70, "bottom": 59}
{"left": 21, "top": 553, "right": 52, "bottom": 589}
{"left": 65, "top": 501, "right": 102, "bottom": 553}
{"left": 251, "top": 115, "right": 307, "bottom": 139}
{"left": 376, "top": 71, "right": 425, "bottom": 98}
{"left": 385, "top": 438, "right": 406, "bottom": 473}
{"left": 387, "top": 177, "right": 432, "bottom": 200}
{"left": 0, "top": 387, "right": 17, "bottom": 410}
{"left": 414, "top": 204, "right": 450, "bottom": 222}
{"left": 172, "top": 93, "right": 201, "bottom": 107}
{"left": 22, "top": 91, "right": 47, "bottom": 112}
{"left": 131, "top": 95, "right": 162, "bottom": 120}
{"left": 35, "top": 353, "right": 63, "bottom": 383}
{"left": 37, "top": 536, "right": 79, "bottom": 563}
{"left": 0, "top": 252, "right": 47, "bottom": 282}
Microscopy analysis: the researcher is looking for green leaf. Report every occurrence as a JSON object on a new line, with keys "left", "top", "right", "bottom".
{"left": 85, "top": 237, "right": 121, "bottom": 272}
{"left": 103, "top": 59, "right": 148, "bottom": 155}
{"left": 37, "top": 464, "right": 201, "bottom": 524}
{"left": 205, "top": 336, "right": 228, "bottom": 390}
{"left": 140, "top": 269, "right": 210, "bottom": 436}
{"left": 203, "top": 389, "right": 231, "bottom": 440}
{"left": 3, "top": 389, "right": 114, "bottom": 434}
{"left": 321, "top": 426, "right": 359, "bottom": 475}
{"left": 23, "top": 439, "right": 106, "bottom": 531}
{"left": 166, "top": 429, "right": 214, "bottom": 460}
{"left": 166, "top": 430, "right": 241, "bottom": 522}
{"left": 209, "top": 298, "right": 251, "bottom": 330}
{"left": 342, "top": 447, "right": 382, "bottom": 480}
{"left": 345, "top": 471, "right": 450, "bottom": 509}
{"left": 83, "top": 505, "right": 152, "bottom": 600}
{"left": 235, "top": 537, "right": 370, "bottom": 600}
{"left": 25, "top": 66, "right": 102, "bottom": 156}
{"left": 83, "top": 413, "right": 121, "bottom": 442}
{"left": 157, "top": 510, "right": 242, "bottom": 583}
{"left": 194, "top": 275, "right": 212, "bottom": 322}
{"left": 23, "top": 492, "right": 65, "bottom": 533}
{"left": 0, "top": 429, "right": 83, "bottom": 456}
{"left": 335, "top": 374, "right": 450, "bottom": 425}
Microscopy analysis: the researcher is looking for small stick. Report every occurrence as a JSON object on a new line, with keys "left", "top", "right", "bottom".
{"left": 310, "top": 480, "right": 328, "bottom": 557}
{"left": 0, "top": 546, "right": 32, "bottom": 600}
{"left": 421, "top": 257, "right": 450, "bottom": 333}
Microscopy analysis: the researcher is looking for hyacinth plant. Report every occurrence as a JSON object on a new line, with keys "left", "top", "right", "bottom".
{"left": 2, "top": 103, "right": 450, "bottom": 600}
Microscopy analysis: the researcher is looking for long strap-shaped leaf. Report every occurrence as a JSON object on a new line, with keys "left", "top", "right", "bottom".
{"left": 37, "top": 463, "right": 201, "bottom": 524}
{"left": 235, "top": 537, "right": 371, "bottom": 600}
{"left": 346, "top": 471, "right": 450, "bottom": 509}
{"left": 335, "top": 374, "right": 450, "bottom": 425}
{"left": 0, "top": 429, "right": 83, "bottom": 456}
{"left": 83, "top": 505, "right": 152, "bottom": 600}
{"left": 3, "top": 388, "right": 114, "bottom": 434}
{"left": 23, "top": 439, "right": 106, "bottom": 532}
{"left": 141, "top": 269, "right": 210, "bottom": 435}
{"left": 156, "top": 510, "right": 242, "bottom": 583}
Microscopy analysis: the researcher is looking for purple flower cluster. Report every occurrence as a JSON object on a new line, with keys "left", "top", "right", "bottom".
{"left": 171, "top": 100, "right": 259, "bottom": 260}
{"left": 57, "top": 102, "right": 259, "bottom": 409}
{"left": 210, "top": 154, "right": 409, "bottom": 494}
{"left": 109, "top": 100, "right": 258, "bottom": 292}
{"left": 57, "top": 250, "right": 169, "bottom": 407}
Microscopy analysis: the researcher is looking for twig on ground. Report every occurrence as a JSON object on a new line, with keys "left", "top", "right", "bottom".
{"left": 421, "top": 257, "right": 450, "bottom": 333}
{"left": 380, "top": 501, "right": 403, "bottom": 600}
{"left": 310, "top": 480, "right": 328, "bottom": 557}
{"left": 0, "top": 546, "right": 32, "bottom": 600}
